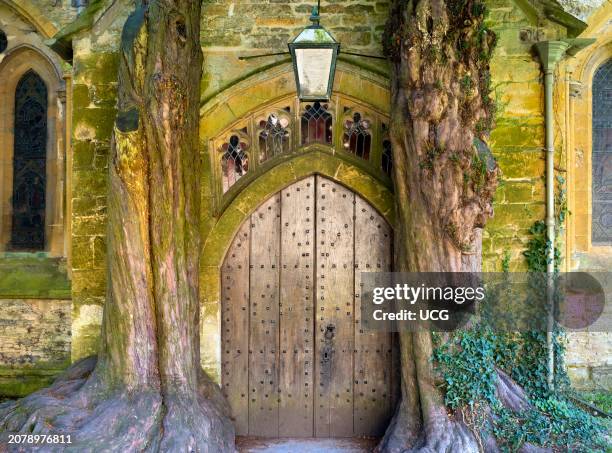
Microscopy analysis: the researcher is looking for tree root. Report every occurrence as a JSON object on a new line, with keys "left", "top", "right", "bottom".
{"left": 411, "top": 417, "right": 479, "bottom": 453}
{"left": 377, "top": 369, "right": 552, "bottom": 453}
{"left": 0, "top": 357, "right": 234, "bottom": 452}
{"left": 376, "top": 399, "right": 420, "bottom": 453}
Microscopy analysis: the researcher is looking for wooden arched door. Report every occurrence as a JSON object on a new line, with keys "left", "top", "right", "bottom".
{"left": 221, "top": 175, "right": 398, "bottom": 438}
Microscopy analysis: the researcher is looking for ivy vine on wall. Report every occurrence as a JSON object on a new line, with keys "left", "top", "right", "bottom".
{"left": 433, "top": 176, "right": 607, "bottom": 451}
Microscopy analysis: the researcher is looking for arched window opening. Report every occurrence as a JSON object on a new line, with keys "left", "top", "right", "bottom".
{"left": 10, "top": 71, "right": 48, "bottom": 251}
{"left": 258, "top": 110, "right": 291, "bottom": 163}
{"left": 222, "top": 135, "right": 249, "bottom": 193}
{"left": 301, "top": 101, "right": 332, "bottom": 145}
{"left": 382, "top": 122, "right": 392, "bottom": 176}
{"left": 212, "top": 96, "right": 392, "bottom": 201}
{"left": 382, "top": 140, "right": 392, "bottom": 176}
{"left": 342, "top": 112, "right": 371, "bottom": 160}
{"left": 592, "top": 59, "right": 612, "bottom": 245}
{"left": 0, "top": 30, "right": 7, "bottom": 53}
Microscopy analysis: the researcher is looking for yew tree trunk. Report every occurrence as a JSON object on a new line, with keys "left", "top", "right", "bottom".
{"left": 377, "top": 0, "right": 500, "bottom": 451}
{"left": 0, "top": 1, "right": 234, "bottom": 451}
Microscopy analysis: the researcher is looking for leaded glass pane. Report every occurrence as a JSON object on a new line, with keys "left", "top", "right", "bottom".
{"left": 301, "top": 101, "right": 332, "bottom": 145}
{"left": 592, "top": 59, "right": 612, "bottom": 244}
{"left": 294, "top": 48, "right": 334, "bottom": 99}
{"left": 342, "top": 112, "right": 371, "bottom": 160}
{"left": 222, "top": 135, "right": 249, "bottom": 193}
{"left": 258, "top": 112, "right": 291, "bottom": 163}
{"left": 10, "top": 71, "right": 47, "bottom": 250}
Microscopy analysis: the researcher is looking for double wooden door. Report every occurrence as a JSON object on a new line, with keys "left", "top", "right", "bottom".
{"left": 221, "top": 175, "right": 398, "bottom": 437}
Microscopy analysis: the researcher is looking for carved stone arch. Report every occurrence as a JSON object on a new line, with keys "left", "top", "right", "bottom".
{"left": 0, "top": 45, "right": 67, "bottom": 255}
{"left": 200, "top": 61, "right": 390, "bottom": 139}
{"left": 0, "top": 43, "right": 65, "bottom": 83}
{"left": 198, "top": 59, "right": 393, "bottom": 379}
{"left": 203, "top": 65, "right": 392, "bottom": 210}
{"left": 199, "top": 150, "right": 395, "bottom": 379}
{"left": 0, "top": 0, "right": 59, "bottom": 39}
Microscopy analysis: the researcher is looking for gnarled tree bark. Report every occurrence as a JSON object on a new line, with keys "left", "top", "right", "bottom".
{"left": 376, "top": 0, "right": 504, "bottom": 451}
{"left": 0, "top": 1, "right": 234, "bottom": 451}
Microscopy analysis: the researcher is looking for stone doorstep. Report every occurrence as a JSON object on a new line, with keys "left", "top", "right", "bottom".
{"left": 236, "top": 437, "right": 379, "bottom": 453}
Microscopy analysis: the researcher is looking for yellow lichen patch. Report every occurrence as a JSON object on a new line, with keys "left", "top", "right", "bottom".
{"left": 74, "top": 123, "right": 97, "bottom": 141}
{"left": 71, "top": 303, "right": 103, "bottom": 361}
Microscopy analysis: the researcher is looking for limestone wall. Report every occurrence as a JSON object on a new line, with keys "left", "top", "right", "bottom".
{"left": 69, "top": 49, "right": 117, "bottom": 359}
{"left": 200, "top": 0, "right": 390, "bottom": 99}
{"left": 0, "top": 298, "right": 71, "bottom": 397}
{"left": 483, "top": 0, "right": 568, "bottom": 272}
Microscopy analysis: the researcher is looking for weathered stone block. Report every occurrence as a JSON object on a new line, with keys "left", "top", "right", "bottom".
{"left": 72, "top": 169, "right": 108, "bottom": 198}
{"left": 71, "top": 269, "right": 106, "bottom": 302}
{"left": 495, "top": 150, "right": 545, "bottom": 178}
{"left": 501, "top": 180, "right": 536, "bottom": 203}
{"left": 72, "top": 215, "right": 107, "bottom": 237}
{"left": 72, "top": 140, "right": 96, "bottom": 170}
{"left": 73, "top": 107, "right": 117, "bottom": 141}
{"left": 71, "top": 236, "right": 94, "bottom": 271}
{"left": 74, "top": 53, "right": 120, "bottom": 85}
{"left": 92, "top": 236, "right": 106, "bottom": 269}
{"left": 71, "top": 304, "right": 103, "bottom": 361}
{"left": 0, "top": 299, "right": 71, "bottom": 370}
{"left": 490, "top": 120, "right": 544, "bottom": 149}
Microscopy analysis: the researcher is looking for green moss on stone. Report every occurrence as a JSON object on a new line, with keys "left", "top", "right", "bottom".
{"left": 0, "top": 255, "right": 70, "bottom": 299}
{"left": 74, "top": 53, "right": 120, "bottom": 85}
{"left": 0, "top": 354, "right": 71, "bottom": 398}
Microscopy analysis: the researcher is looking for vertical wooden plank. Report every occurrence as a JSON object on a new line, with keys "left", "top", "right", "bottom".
{"left": 221, "top": 221, "right": 250, "bottom": 435}
{"left": 315, "top": 176, "right": 355, "bottom": 438}
{"left": 391, "top": 333, "right": 402, "bottom": 417}
{"left": 248, "top": 195, "right": 281, "bottom": 436}
{"left": 278, "top": 176, "right": 315, "bottom": 437}
{"left": 353, "top": 195, "right": 394, "bottom": 436}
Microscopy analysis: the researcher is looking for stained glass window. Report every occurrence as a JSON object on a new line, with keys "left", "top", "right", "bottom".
{"left": 258, "top": 112, "right": 290, "bottom": 163}
{"left": 592, "top": 59, "right": 612, "bottom": 245}
{"left": 0, "top": 30, "right": 7, "bottom": 53}
{"left": 10, "top": 71, "right": 47, "bottom": 250}
{"left": 342, "top": 112, "right": 371, "bottom": 160}
{"left": 301, "top": 101, "right": 332, "bottom": 145}
{"left": 222, "top": 135, "right": 249, "bottom": 193}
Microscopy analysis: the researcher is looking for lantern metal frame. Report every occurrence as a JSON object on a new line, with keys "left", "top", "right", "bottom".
{"left": 287, "top": 5, "right": 340, "bottom": 101}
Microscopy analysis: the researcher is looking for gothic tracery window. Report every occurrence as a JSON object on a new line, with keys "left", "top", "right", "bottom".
{"left": 342, "top": 111, "right": 372, "bottom": 160}
{"left": 258, "top": 110, "right": 291, "bottom": 163}
{"left": 222, "top": 135, "right": 249, "bottom": 193}
{"left": 10, "top": 71, "right": 48, "bottom": 250}
{"left": 301, "top": 101, "right": 332, "bottom": 145}
{"left": 592, "top": 59, "right": 612, "bottom": 244}
{"left": 215, "top": 97, "right": 392, "bottom": 199}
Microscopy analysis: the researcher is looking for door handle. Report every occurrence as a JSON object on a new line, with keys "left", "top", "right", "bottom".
{"left": 324, "top": 323, "right": 335, "bottom": 340}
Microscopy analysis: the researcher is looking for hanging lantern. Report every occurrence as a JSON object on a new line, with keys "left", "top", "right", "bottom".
{"left": 288, "top": 5, "right": 340, "bottom": 101}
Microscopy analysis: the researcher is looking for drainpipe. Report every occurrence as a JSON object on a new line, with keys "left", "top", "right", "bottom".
{"left": 534, "top": 39, "right": 594, "bottom": 391}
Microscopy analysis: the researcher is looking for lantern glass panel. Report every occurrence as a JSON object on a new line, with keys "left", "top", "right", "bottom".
{"left": 295, "top": 47, "right": 334, "bottom": 98}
